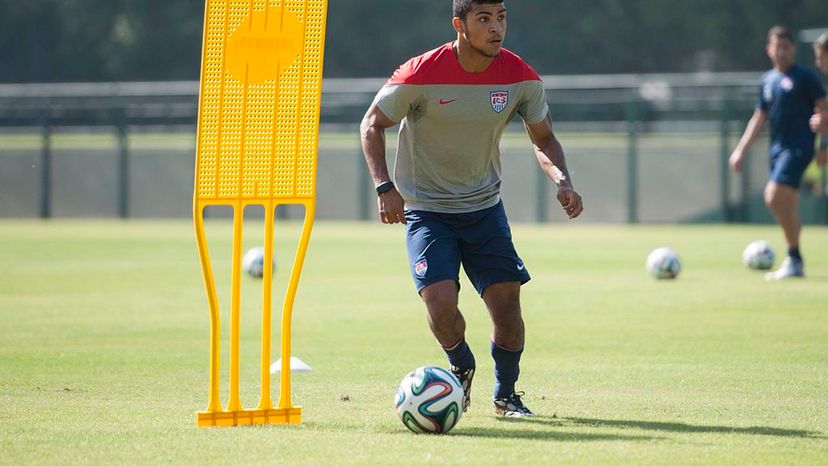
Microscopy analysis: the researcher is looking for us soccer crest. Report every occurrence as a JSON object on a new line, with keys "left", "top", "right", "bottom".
{"left": 490, "top": 91, "right": 509, "bottom": 113}
{"left": 414, "top": 258, "right": 428, "bottom": 277}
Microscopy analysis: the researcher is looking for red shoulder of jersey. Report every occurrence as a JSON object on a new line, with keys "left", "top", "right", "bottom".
{"left": 387, "top": 43, "right": 542, "bottom": 86}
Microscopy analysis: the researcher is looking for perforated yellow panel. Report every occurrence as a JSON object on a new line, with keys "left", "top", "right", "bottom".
{"left": 195, "top": 0, "right": 327, "bottom": 202}
{"left": 193, "top": 0, "right": 327, "bottom": 428}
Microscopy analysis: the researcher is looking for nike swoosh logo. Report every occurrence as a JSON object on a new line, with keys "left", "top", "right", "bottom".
{"left": 439, "top": 98, "right": 457, "bottom": 105}
{"left": 517, "top": 263, "right": 525, "bottom": 271}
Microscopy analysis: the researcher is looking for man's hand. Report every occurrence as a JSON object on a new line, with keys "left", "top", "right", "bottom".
{"left": 729, "top": 148, "right": 745, "bottom": 173}
{"left": 378, "top": 189, "right": 407, "bottom": 224}
{"left": 557, "top": 187, "right": 583, "bottom": 219}
{"left": 817, "top": 149, "right": 827, "bottom": 167}
{"left": 811, "top": 109, "right": 828, "bottom": 135}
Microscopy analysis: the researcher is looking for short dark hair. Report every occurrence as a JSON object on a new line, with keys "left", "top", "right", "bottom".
{"left": 453, "top": 0, "right": 504, "bottom": 20}
{"left": 815, "top": 32, "right": 828, "bottom": 52}
{"left": 767, "top": 26, "right": 794, "bottom": 44}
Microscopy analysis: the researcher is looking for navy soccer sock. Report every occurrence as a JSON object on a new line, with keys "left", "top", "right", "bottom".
{"left": 491, "top": 341, "right": 523, "bottom": 399}
{"left": 443, "top": 338, "right": 475, "bottom": 372}
{"left": 788, "top": 246, "right": 802, "bottom": 262}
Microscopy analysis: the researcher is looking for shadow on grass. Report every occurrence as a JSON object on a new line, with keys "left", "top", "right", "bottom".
{"left": 453, "top": 428, "right": 659, "bottom": 442}
{"left": 565, "top": 417, "right": 823, "bottom": 439}
{"left": 452, "top": 416, "right": 659, "bottom": 441}
{"left": 795, "top": 274, "right": 828, "bottom": 282}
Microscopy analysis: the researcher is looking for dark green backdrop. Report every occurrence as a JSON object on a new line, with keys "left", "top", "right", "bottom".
{"left": 1, "top": 0, "right": 827, "bottom": 82}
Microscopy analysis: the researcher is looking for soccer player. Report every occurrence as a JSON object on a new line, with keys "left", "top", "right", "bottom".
{"left": 360, "top": 0, "right": 583, "bottom": 417}
{"left": 730, "top": 26, "right": 827, "bottom": 280}
{"left": 810, "top": 33, "right": 828, "bottom": 136}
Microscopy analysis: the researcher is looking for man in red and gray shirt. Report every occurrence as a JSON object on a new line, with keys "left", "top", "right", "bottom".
{"left": 360, "top": 0, "right": 583, "bottom": 418}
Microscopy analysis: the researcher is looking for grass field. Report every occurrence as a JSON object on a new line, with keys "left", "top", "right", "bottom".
{"left": 1, "top": 221, "right": 827, "bottom": 465}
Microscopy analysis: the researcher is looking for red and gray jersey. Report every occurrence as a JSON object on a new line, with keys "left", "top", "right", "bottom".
{"left": 374, "top": 42, "right": 549, "bottom": 213}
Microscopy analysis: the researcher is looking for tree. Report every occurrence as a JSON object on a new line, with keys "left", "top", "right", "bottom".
{"left": 1, "top": 0, "right": 826, "bottom": 83}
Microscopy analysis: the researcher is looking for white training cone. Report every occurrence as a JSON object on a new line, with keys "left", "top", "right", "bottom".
{"left": 270, "top": 357, "right": 313, "bottom": 374}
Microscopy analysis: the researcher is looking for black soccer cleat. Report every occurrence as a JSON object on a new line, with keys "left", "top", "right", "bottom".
{"left": 493, "top": 391, "right": 535, "bottom": 417}
{"left": 450, "top": 365, "right": 475, "bottom": 412}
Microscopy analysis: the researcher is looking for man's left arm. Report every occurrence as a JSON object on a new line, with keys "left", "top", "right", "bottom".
{"left": 524, "top": 113, "right": 583, "bottom": 219}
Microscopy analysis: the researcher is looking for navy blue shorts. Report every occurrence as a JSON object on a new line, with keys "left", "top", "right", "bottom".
{"left": 769, "top": 146, "right": 814, "bottom": 189}
{"left": 404, "top": 201, "right": 530, "bottom": 295}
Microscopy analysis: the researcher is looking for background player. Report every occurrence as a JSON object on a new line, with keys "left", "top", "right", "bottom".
{"left": 729, "top": 26, "right": 827, "bottom": 280}
{"left": 810, "top": 32, "right": 828, "bottom": 136}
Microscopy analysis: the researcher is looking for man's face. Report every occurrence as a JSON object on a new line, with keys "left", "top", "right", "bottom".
{"left": 766, "top": 36, "right": 795, "bottom": 69}
{"left": 457, "top": 3, "right": 507, "bottom": 58}
{"left": 815, "top": 45, "right": 828, "bottom": 75}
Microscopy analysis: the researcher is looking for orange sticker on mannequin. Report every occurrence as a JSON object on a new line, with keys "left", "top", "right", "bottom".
{"left": 226, "top": 6, "right": 303, "bottom": 84}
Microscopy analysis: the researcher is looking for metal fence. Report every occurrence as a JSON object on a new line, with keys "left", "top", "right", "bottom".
{"left": 1, "top": 74, "right": 826, "bottom": 223}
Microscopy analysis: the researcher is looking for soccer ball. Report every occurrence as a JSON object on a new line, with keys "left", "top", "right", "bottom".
{"left": 742, "top": 240, "right": 775, "bottom": 270}
{"left": 395, "top": 366, "right": 464, "bottom": 434}
{"left": 241, "top": 247, "right": 276, "bottom": 278}
{"left": 646, "top": 247, "right": 682, "bottom": 279}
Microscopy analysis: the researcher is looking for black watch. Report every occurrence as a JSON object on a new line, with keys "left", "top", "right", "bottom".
{"left": 375, "top": 181, "right": 395, "bottom": 196}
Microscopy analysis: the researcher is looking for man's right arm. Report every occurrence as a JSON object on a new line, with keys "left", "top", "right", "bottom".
{"left": 730, "top": 109, "right": 767, "bottom": 173}
{"left": 360, "top": 104, "right": 407, "bottom": 224}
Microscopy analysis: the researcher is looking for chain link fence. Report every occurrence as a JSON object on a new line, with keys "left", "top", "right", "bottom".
{"left": 0, "top": 74, "right": 826, "bottom": 223}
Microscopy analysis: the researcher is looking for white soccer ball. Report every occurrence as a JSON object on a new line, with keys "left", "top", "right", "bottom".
{"left": 742, "top": 240, "right": 775, "bottom": 270}
{"left": 241, "top": 247, "right": 276, "bottom": 278}
{"left": 646, "top": 247, "right": 682, "bottom": 279}
{"left": 395, "top": 366, "right": 464, "bottom": 434}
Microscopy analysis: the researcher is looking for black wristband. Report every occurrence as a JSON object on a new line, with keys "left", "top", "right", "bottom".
{"left": 375, "top": 181, "right": 395, "bottom": 195}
